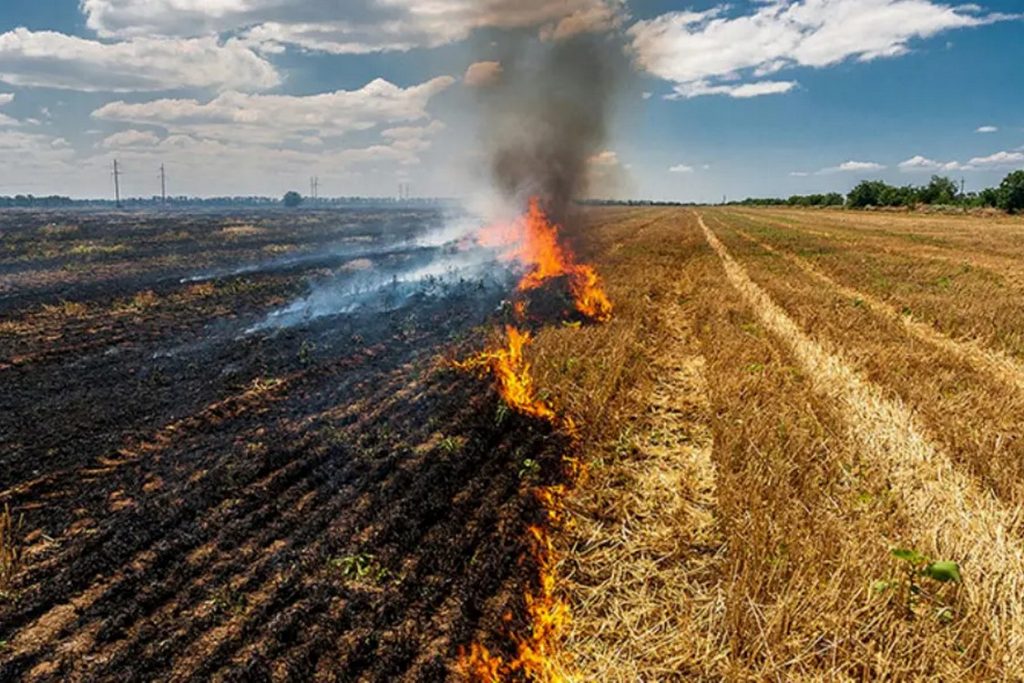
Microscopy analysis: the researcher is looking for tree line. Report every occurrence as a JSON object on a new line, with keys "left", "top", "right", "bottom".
{"left": 733, "top": 170, "right": 1024, "bottom": 213}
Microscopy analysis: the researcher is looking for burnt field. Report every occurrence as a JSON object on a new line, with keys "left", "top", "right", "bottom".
{"left": 0, "top": 207, "right": 587, "bottom": 681}
{"left": 12, "top": 205, "right": 1023, "bottom": 681}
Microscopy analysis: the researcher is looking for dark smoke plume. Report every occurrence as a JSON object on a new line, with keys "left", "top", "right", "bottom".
{"left": 477, "top": 35, "right": 620, "bottom": 226}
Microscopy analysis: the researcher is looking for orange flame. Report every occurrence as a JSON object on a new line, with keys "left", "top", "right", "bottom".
{"left": 459, "top": 498, "right": 573, "bottom": 683}
{"left": 456, "top": 197, "right": 611, "bottom": 682}
{"left": 481, "top": 198, "right": 612, "bottom": 323}
{"left": 454, "top": 326, "right": 557, "bottom": 424}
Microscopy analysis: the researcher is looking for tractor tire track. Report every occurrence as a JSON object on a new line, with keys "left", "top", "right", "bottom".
{"left": 724, "top": 221, "right": 1024, "bottom": 395}
{"left": 698, "top": 212, "right": 1024, "bottom": 675}
{"left": 560, "top": 282, "right": 726, "bottom": 678}
{"left": 729, "top": 209, "right": 1024, "bottom": 291}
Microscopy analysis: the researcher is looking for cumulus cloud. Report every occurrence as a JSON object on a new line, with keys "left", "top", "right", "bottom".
{"left": 0, "top": 28, "right": 280, "bottom": 92}
{"left": 464, "top": 61, "right": 503, "bottom": 88}
{"left": 0, "top": 129, "right": 76, "bottom": 179}
{"left": 586, "top": 150, "right": 628, "bottom": 198}
{"left": 629, "top": 1, "right": 1016, "bottom": 98}
{"left": 92, "top": 77, "right": 455, "bottom": 146}
{"left": 668, "top": 80, "right": 797, "bottom": 99}
{"left": 898, "top": 151, "right": 1024, "bottom": 172}
{"left": 101, "top": 129, "right": 161, "bottom": 148}
{"left": 0, "top": 93, "right": 13, "bottom": 106}
{"left": 976, "top": 125, "right": 998, "bottom": 133}
{"left": 968, "top": 150, "right": 1024, "bottom": 168}
{"left": 82, "top": 0, "right": 626, "bottom": 53}
{"left": 832, "top": 160, "right": 886, "bottom": 173}
{"left": 380, "top": 120, "right": 446, "bottom": 156}
{"left": 898, "top": 154, "right": 967, "bottom": 172}
{"left": 538, "top": 4, "right": 623, "bottom": 42}
{"left": 795, "top": 160, "right": 886, "bottom": 175}
{"left": 589, "top": 150, "right": 621, "bottom": 167}
{"left": 669, "top": 163, "right": 695, "bottom": 173}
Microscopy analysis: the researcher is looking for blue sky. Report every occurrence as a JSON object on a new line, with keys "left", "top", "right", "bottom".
{"left": 0, "top": 0, "right": 1020, "bottom": 201}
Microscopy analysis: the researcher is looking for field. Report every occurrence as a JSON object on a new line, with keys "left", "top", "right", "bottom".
{"left": 3, "top": 205, "right": 1024, "bottom": 681}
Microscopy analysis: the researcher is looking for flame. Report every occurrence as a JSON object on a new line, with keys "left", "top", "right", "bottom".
{"left": 481, "top": 198, "right": 612, "bottom": 323}
{"left": 459, "top": 492, "right": 574, "bottom": 683}
{"left": 454, "top": 326, "right": 557, "bottom": 424}
{"left": 455, "top": 197, "right": 611, "bottom": 682}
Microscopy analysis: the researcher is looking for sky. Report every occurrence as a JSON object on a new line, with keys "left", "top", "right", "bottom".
{"left": 0, "top": 0, "right": 1021, "bottom": 202}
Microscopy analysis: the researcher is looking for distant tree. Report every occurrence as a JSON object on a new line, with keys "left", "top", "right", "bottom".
{"left": 978, "top": 187, "right": 1001, "bottom": 208}
{"left": 283, "top": 191, "right": 303, "bottom": 208}
{"left": 918, "top": 175, "right": 959, "bottom": 205}
{"left": 997, "top": 171, "right": 1024, "bottom": 213}
{"left": 847, "top": 181, "right": 888, "bottom": 208}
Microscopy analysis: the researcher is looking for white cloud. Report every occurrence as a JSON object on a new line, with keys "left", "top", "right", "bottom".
{"left": 808, "top": 160, "right": 886, "bottom": 175}
{"left": 82, "top": 0, "right": 625, "bottom": 53}
{"left": 669, "top": 163, "right": 695, "bottom": 173}
{"left": 83, "top": 76, "right": 455, "bottom": 190}
{"left": 0, "top": 129, "right": 77, "bottom": 178}
{"left": 589, "top": 150, "right": 621, "bottom": 168}
{"left": 898, "top": 154, "right": 967, "bottom": 172}
{"left": 381, "top": 120, "right": 446, "bottom": 156}
{"left": 91, "top": 77, "right": 455, "bottom": 146}
{"left": 976, "top": 125, "right": 998, "bottom": 133}
{"left": 668, "top": 80, "right": 797, "bottom": 99}
{"left": 0, "top": 93, "right": 13, "bottom": 106}
{"left": 968, "top": 150, "right": 1024, "bottom": 168}
{"left": 0, "top": 28, "right": 280, "bottom": 92}
{"left": 101, "top": 129, "right": 161, "bottom": 148}
{"left": 641, "top": 91, "right": 653, "bottom": 99}
{"left": 835, "top": 160, "right": 885, "bottom": 172}
{"left": 464, "top": 61, "right": 503, "bottom": 88}
{"left": 538, "top": 4, "right": 623, "bottom": 42}
{"left": 629, "top": 1, "right": 1016, "bottom": 98}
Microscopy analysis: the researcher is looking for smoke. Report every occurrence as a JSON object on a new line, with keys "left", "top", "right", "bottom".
{"left": 475, "top": 33, "right": 622, "bottom": 226}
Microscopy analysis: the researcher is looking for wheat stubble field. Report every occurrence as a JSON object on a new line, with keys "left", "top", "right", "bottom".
{"left": 4, "top": 205, "right": 1024, "bottom": 681}
{"left": 527, "top": 206, "right": 1024, "bottom": 681}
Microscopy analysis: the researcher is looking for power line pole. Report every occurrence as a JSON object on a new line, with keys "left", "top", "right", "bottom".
{"left": 160, "top": 164, "right": 167, "bottom": 205}
{"left": 113, "top": 159, "right": 123, "bottom": 208}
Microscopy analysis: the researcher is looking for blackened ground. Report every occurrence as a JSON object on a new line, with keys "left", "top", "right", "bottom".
{"left": 0, "top": 208, "right": 567, "bottom": 682}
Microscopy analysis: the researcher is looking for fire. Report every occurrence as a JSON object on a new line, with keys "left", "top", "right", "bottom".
{"left": 459, "top": 493, "right": 574, "bottom": 683}
{"left": 454, "top": 326, "right": 557, "bottom": 424}
{"left": 455, "top": 197, "right": 612, "bottom": 682}
{"left": 481, "top": 198, "right": 612, "bottom": 323}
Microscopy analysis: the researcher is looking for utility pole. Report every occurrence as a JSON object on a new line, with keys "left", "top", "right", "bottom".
{"left": 160, "top": 164, "right": 167, "bottom": 205}
{"left": 113, "top": 159, "right": 123, "bottom": 208}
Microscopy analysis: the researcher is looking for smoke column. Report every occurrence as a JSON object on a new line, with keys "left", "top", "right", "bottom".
{"left": 477, "top": 34, "right": 621, "bottom": 226}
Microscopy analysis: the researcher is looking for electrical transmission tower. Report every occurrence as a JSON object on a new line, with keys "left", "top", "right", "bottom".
{"left": 310, "top": 176, "right": 319, "bottom": 203}
{"left": 160, "top": 164, "right": 167, "bottom": 204}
